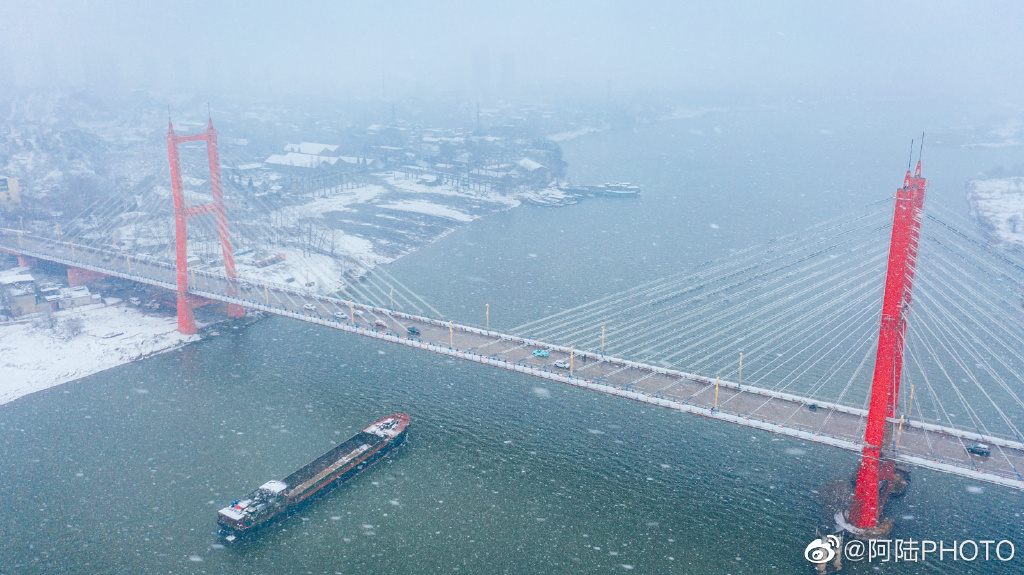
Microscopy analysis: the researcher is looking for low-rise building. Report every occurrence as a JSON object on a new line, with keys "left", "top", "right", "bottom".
{"left": 1, "top": 267, "right": 96, "bottom": 316}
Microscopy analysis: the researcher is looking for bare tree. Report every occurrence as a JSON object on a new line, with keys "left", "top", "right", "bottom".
{"left": 59, "top": 315, "right": 84, "bottom": 340}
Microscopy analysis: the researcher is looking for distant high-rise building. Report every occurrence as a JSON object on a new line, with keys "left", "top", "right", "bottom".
{"left": 0, "top": 177, "right": 21, "bottom": 211}
{"left": 499, "top": 53, "right": 515, "bottom": 96}
{"left": 471, "top": 47, "right": 491, "bottom": 99}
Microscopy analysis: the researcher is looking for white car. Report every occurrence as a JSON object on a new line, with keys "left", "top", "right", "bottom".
{"left": 302, "top": 303, "right": 317, "bottom": 312}
{"left": 554, "top": 359, "right": 570, "bottom": 369}
{"left": 333, "top": 311, "right": 347, "bottom": 319}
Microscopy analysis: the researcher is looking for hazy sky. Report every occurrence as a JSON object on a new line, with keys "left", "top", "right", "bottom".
{"left": 2, "top": 1, "right": 1022, "bottom": 104}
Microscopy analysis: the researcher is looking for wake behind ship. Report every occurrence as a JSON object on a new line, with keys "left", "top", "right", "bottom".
{"left": 217, "top": 414, "right": 410, "bottom": 539}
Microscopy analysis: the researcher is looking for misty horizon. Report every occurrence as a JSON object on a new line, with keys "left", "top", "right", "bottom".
{"left": 2, "top": 1, "right": 1023, "bottom": 108}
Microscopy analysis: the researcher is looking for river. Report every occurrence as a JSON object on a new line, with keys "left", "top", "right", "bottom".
{"left": 2, "top": 101, "right": 1022, "bottom": 574}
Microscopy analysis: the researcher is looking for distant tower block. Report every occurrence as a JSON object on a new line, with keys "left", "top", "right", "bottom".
{"left": 166, "top": 115, "right": 244, "bottom": 335}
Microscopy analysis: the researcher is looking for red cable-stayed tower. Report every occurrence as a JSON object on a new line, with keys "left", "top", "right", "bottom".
{"left": 167, "top": 115, "right": 244, "bottom": 334}
{"left": 848, "top": 144, "right": 927, "bottom": 531}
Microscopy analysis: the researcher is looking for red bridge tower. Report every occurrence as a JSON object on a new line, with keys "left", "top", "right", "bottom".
{"left": 848, "top": 147, "right": 927, "bottom": 531}
{"left": 167, "top": 116, "right": 244, "bottom": 334}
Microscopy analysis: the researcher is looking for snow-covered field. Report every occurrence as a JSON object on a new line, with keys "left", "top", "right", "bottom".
{"left": 967, "top": 177, "right": 1024, "bottom": 244}
{"left": 0, "top": 303, "right": 199, "bottom": 406}
{"left": 379, "top": 199, "right": 475, "bottom": 222}
{"left": 546, "top": 126, "right": 607, "bottom": 142}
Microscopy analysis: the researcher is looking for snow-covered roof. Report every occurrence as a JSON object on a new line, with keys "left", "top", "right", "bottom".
{"left": 470, "top": 168, "right": 513, "bottom": 178}
{"left": 218, "top": 507, "right": 245, "bottom": 521}
{"left": 235, "top": 163, "right": 263, "bottom": 170}
{"left": 0, "top": 273, "right": 34, "bottom": 285}
{"left": 284, "top": 142, "right": 339, "bottom": 155}
{"left": 518, "top": 158, "right": 545, "bottom": 172}
{"left": 0, "top": 266, "right": 31, "bottom": 278}
{"left": 265, "top": 153, "right": 339, "bottom": 169}
{"left": 260, "top": 480, "right": 288, "bottom": 495}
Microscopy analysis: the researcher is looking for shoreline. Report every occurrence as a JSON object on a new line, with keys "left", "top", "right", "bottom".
{"left": 0, "top": 302, "right": 201, "bottom": 406}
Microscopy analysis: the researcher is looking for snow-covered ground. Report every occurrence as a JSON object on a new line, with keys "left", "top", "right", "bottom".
{"left": 967, "top": 177, "right": 1024, "bottom": 244}
{"left": 379, "top": 199, "right": 475, "bottom": 222}
{"left": 381, "top": 173, "right": 520, "bottom": 207}
{"left": 233, "top": 247, "right": 364, "bottom": 295}
{"left": 0, "top": 303, "right": 199, "bottom": 406}
{"left": 546, "top": 126, "right": 607, "bottom": 142}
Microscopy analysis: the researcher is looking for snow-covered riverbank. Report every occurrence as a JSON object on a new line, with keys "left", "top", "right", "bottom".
{"left": 0, "top": 303, "right": 198, "bottom": 406}
{"left": 967, "top": 177, "right": 1024, "bottom": 244}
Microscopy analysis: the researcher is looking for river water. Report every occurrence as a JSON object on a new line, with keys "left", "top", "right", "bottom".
{"left": 2, "top": 102, "right": 1023, "bottom": 574}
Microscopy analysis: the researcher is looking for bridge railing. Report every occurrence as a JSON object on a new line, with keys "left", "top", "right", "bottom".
{"left": 7, "top": 227, "right": 1024, "bottom": 455}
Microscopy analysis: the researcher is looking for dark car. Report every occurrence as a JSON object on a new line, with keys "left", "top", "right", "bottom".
{"left": 966, "top": 443, "right": 991, "bottom": 457}
{"left": 407, "top": 326, "right": 421, "bottom": 336}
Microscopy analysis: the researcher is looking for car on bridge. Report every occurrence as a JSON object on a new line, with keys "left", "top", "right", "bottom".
{"left": 554, "top": 360, "right": 570, "bottom": 369}
{"left": 966, "top": 442, "right": 991, "bottom": 457}
{"left": 333, "top": 311, "right": 348, "bottom": 320}
{"left": 302, "top": 303, "right": 317, "bottom": 312}
{"left": 407, "top": 326, "right": 421, "bottom": 336}
{"left": 374, "top": 320, "right": 388, "bottom": 329}
{"left": 532, "top": 349, "right": 550, "bottom": 358}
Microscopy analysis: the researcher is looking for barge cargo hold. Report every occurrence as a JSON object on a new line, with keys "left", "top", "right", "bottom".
{"left": 217, "top": 414, "right": 410, "bottom": 539}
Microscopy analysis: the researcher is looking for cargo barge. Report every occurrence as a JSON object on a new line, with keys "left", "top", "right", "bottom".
{"left": 217, "top": 414, "right": 410, "bottom": 539}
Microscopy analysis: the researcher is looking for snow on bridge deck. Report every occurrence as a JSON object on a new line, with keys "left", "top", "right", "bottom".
{"left": 4, "top": 230, "right": 1023, "bottom": 492}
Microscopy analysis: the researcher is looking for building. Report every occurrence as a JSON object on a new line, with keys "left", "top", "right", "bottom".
{"left": 1, "top": 266, "right": 96, "bottom": 317}
{"left": 265, "top": 152, "right": 340, "bottom": 169}
{"left": 517, "top": 158, "right": 551, "bottom": 184}
{"left": 0, "top": 177, "right": 20, "bottom": 211}
{"left": 284, "top": 142, "right": 339, "bottom": 156}
{"left": 266, "top": 143, "right": 342, "bottom": 170}
{"left": 1, "top": 266, "right": 38, "bottom": 316}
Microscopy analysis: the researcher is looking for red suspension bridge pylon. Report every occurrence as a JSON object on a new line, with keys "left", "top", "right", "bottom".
{"left": 848, "top": 148, "right": 927, "bottom": 532}
{"left": 167, "top": 116, "right": 243, "bottom": 334}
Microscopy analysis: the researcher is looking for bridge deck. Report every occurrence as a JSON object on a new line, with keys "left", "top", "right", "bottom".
{"left": 4, "top": 231, "right": 1023, "bottom": 491}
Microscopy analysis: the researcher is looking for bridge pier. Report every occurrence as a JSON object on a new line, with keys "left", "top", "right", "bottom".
{"left": 177, "top": 294, "right": 198, "bottom": 334}
{"left": 17, "top": 255, "right": 35, "bottom": 267}
{"left": 67, "top": 266, "right": 108, "bottom": 287}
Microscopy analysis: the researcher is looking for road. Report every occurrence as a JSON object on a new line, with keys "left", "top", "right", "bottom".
{"left": 3, "top": 229, "right": 1022, "bottom": 492}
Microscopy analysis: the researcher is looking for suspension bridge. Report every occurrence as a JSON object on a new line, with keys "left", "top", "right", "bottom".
{"left": 2, "top": 119, "right": 1024, "bottom": 536}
